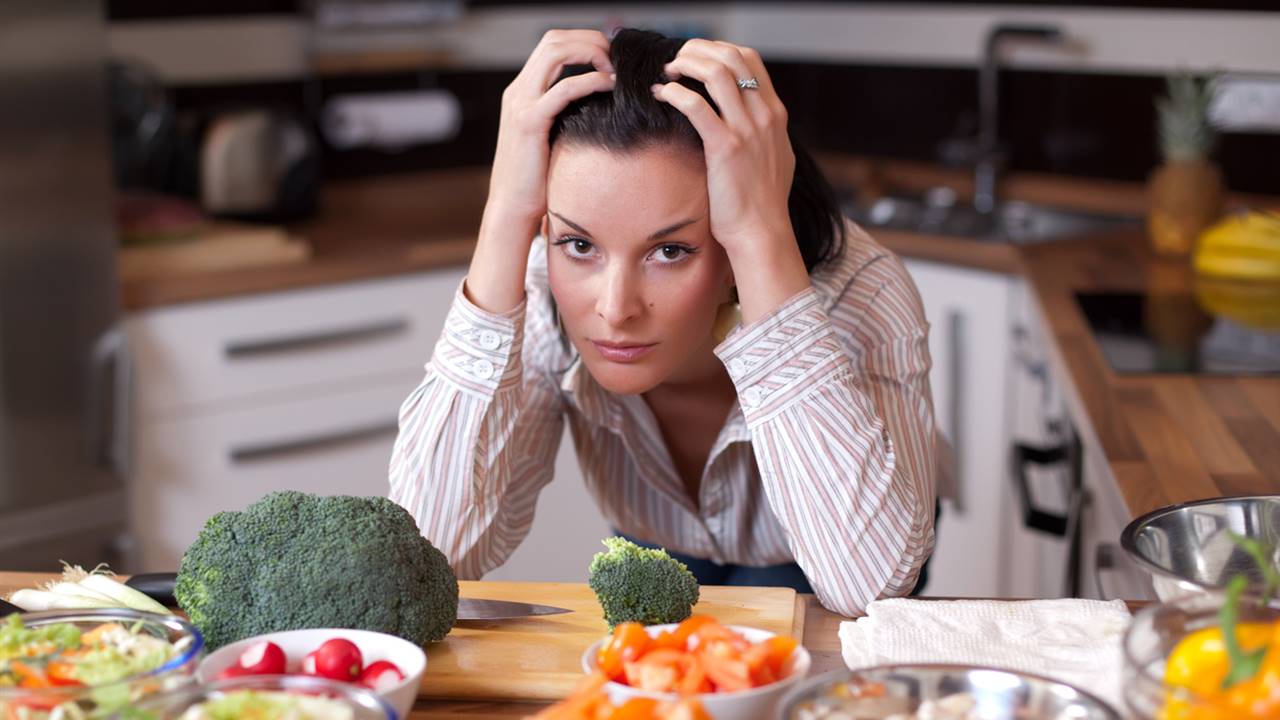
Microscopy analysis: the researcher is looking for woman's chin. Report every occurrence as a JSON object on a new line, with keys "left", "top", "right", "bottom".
{"left": 583, "top": 360, "right": 664, "bottom": 396}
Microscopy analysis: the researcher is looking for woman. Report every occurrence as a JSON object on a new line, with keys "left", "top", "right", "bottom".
{"left": 389, "top": 28, "right": 936, "bottom": 616}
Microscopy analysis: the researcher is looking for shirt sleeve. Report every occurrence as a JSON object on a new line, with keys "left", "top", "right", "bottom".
{"left": 714, "top": 259, "right": 937, "bottom": 617}
{"left": 388, "top": 277, "right": 566, "bottom": 580}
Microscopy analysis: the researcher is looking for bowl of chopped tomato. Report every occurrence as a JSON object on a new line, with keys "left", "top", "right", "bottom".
{"left": 580, "top": 616, "right": 809, "bottom": 720}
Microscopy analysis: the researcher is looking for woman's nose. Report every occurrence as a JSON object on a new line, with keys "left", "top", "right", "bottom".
{"left": 595, "top": 266, "right": 644, "bottom": 326}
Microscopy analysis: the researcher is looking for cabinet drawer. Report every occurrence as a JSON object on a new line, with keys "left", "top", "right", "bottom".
{"left": 129, "top": 374, "right": 419, "bottom": 570}
{"left": 127, "top": 269, "right": 466, "bottom": 417}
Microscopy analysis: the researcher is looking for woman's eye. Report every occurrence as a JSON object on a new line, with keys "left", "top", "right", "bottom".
{"left": 558, "top": 237, "right": 596, "bottom": 259}
{"left": 652, "top": 244, "right": 690, "bottom": 263}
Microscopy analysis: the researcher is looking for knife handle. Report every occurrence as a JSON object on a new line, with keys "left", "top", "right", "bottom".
{"left": 0, "top": 598, "right": 21, "bottom": 617}
{"left": 126, "top": 572, "right": 179, "bottom": 608}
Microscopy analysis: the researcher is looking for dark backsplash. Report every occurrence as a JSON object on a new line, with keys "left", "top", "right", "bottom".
{"left": 162, "top": 61, "right": 1278, "bottom": 195}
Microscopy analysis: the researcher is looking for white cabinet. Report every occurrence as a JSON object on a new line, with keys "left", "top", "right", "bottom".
{"left": 125, "top": 270, "right": 469, "bottom": 571}
{"left": 904, "top": 261, "right": 1083, "bottom": 599}
{"left": 904, "top": 259, "right": 1017, "bottom": 597}
{"left": 125, "top": 266, "right": 607, "bottom": 579}
{"left": 129, "top": 375, "right": 420, "bottom": 569}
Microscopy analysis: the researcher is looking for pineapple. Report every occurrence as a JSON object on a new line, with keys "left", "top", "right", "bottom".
{"left": 1157, "top": 73, "right": 1218, "bottom": 163}
{"left": 1148, "top": 72, "right": 1225, "bottom": 258}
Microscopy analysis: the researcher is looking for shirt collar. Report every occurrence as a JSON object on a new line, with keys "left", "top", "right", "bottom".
{"left": 559, "top": 355, "right": 752, "bottom": 447}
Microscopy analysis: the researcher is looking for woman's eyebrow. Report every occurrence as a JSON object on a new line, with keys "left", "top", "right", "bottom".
{"left": 548, "top": 211, "right": 703, "bottom": 241}
{"left": 549, "top": 211, "right": 592, "bottom": 237}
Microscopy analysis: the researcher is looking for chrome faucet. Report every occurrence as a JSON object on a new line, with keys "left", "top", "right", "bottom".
{"left": 972, "top": 24, "right": 1065, "bottom": 215}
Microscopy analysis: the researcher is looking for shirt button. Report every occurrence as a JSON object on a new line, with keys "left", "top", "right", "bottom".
{"left": 472, "top": 358, "right": 495, "bottom": 380}
{"left": 478, "top": 330, "right": 501, "bottom": 350}
{"left": 742, "top": 387, "right": 763, "bottom": 408}
{"left": 728, "top": 358, "right": 747, "bottom": 376}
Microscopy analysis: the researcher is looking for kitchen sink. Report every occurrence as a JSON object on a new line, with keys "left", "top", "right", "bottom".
{"left": 846, "top": 190, "right": 1141, "bottom": 244}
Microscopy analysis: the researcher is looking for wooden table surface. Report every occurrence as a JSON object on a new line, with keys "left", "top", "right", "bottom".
{"left": 0, "top": 572, "right": 843, "bottom": 720}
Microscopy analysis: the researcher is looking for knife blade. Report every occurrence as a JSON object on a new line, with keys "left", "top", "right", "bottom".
{"left": 125, "top": 573, "right": 571, "bottom": 622}
{"left": 456, "top": 597, "right": 571, "bottom": 621}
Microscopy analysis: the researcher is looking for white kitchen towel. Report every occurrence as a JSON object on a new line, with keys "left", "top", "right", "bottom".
{"left": 840, "top": 598, "right": 1131, "bottom": 712}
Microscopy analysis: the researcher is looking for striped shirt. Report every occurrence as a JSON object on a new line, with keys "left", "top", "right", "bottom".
{"left": 389, "top": 221, "right": 937, "bottom": 617}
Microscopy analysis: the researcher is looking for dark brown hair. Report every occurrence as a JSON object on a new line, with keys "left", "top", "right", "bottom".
{"left": 548, "top": 28, "right": 845, "bottom": 273}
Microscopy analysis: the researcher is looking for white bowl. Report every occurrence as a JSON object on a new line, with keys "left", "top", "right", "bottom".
{"left": 198, "top": 628, "right": 425, "bottom": 720}
{"left": 581, "top": 624, "right": 811, "bottom": 720}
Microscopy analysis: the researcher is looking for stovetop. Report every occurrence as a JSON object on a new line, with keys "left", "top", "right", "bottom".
{"left": 1075, "top": 291, "right": 1280, "bottom": 375}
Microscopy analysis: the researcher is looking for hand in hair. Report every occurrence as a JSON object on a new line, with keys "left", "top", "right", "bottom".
{"left": 468, "top": 29, "right": 616, "bottom": 314}
{"left": 652, "top": 40, "right": 811, "bottom": 325}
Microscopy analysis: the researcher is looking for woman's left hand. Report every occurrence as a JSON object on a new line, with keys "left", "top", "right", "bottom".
{"left": 653, "top": 39, "right": 811, "bottom": 323}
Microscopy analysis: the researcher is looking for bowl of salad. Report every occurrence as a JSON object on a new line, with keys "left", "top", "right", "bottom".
{"left": 119, "top": 674, "right": 397, "bottom": 720}
{"left": 581, "top": 617, "right": 810, "bottom": 720}
{"left": 1122, "top": 589, "right": 1280, "bottom": 719}
{"left": 0, "top": 608, "right": 203, "bottom": 719}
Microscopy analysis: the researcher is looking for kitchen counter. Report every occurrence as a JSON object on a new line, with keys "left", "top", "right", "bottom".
{"left": 1020, "top": 231, "right": 1280, "bottom": 518}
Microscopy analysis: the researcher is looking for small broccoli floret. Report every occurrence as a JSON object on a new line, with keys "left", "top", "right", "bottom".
{"left": 588, "top": 537, "right": 699, "bottom": 628}
{"left": 175, "top": 491, "right": 458, "bottom": 650}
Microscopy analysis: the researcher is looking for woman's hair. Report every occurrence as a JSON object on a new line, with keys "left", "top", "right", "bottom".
{"left": 548, "top": 28, "right": 845, "bottom": 273}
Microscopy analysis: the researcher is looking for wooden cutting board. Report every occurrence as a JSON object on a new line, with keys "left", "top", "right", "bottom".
{"left": 422, "top": 581, "right": 803, "bottom": 702}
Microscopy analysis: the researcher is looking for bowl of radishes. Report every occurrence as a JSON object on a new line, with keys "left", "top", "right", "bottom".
{"left": 197, "top": 629, "right": 426, "bottom": 720}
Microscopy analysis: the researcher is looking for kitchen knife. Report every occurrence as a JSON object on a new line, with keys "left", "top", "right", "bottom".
{"left": 125, "top": 573, "right": 571, "bottom": 622}
{"left": 0, "top": 598, "right": 21, "bottom": 617}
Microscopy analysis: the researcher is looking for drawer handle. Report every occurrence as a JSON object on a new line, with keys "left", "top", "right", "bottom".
{"left": 225, "top": 318, "right": 409, "bottom": 359}
{"left": 1094, "top": 542, "right": 1118, "bottom": 601}
{"left": 230, "top": 420, "right": 400, "bottom": 464}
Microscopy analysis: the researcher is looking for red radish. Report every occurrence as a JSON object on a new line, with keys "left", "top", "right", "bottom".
{"left": 301, "top": 650, "right": 319, "bottom": 676}
{"left": 237, "top": 641, "right": 287, "bottom": 675}
{"left": 358, "top": 661, "right": 405, "bottom": 692}
{"left": 217, "top": 664, "right": 249, "bottom": 681}
{"left": 313, "top": 638, "right": 363, "bottom": 681}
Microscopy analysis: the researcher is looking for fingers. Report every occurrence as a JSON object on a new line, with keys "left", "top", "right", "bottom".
{"left": 663, "top": 40, "right": 782, "bottom": 130}
{"left": 651, "top": 82, "right": 730, "bottom": 151}
{"left": 734, "top": 44, "right": 788, "bottom": 123}
{"left": 526, "top": 29, "right": 613, "bottom": 93}
{"left": 531, "top": 70, "right": 616, "bottom": 127}
{"left": 663, "top": 53, "right": 753, "bottom": 130}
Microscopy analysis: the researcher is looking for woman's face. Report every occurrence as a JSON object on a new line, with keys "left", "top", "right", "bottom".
{"left": 545, "top": 142, "right": 734, "bottom": 396}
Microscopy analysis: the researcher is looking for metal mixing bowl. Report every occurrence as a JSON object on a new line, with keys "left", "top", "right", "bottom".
{"left": 1120, "top": 495, "right": 1280, "bottom": 600}
{"left": 778, "top": 665, "right": 1121, "bottom": 720}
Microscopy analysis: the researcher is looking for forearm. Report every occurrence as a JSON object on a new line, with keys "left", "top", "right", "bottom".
{"left": 465, "top": 202, "right": 542, "bottom": 315}
{"left": 724, "top": 226, "right": 811, "bottom": 325}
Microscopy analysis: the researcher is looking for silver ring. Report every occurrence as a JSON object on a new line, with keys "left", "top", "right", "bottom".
{"left": 737, "top": 77, "right": 760, "bottom": 90}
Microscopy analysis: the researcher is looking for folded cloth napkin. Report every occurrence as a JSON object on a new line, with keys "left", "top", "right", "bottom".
{"left": 840, "top": 598, "right": 1131, "bottom": 712}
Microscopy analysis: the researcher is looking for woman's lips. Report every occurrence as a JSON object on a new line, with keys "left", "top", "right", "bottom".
{"left": 590, "top": 340, "right": 657, "bottom": 363}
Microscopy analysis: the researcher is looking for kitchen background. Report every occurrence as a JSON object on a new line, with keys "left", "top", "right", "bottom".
{"left": 2, "top": 1, "right": 1277, "bottom": 603}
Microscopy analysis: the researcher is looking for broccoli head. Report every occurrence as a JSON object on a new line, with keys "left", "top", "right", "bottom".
{"left": 175, "top": 491, "right": 458, "bottom": 650}
{"left": 588, "top": 536, "right": 699, "bottom": 628}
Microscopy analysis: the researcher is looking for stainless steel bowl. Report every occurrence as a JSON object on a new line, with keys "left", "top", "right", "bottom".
{"left": 1120, "top": 495, "right": 1280, "bottom": 600}
{"left": 778, "top": 665, "right": 1121, "bottom": 720}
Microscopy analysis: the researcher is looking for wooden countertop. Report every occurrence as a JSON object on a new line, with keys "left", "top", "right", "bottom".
{"left": 120, "top": 168, "right": 491, "bottom": 310}
{"left": 1020, "top": 231, "right": 1280, "bottom": 518}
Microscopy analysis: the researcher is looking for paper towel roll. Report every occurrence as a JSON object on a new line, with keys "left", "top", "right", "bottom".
{"left": 322, "top": 90, "right": 462, "bottom": 150}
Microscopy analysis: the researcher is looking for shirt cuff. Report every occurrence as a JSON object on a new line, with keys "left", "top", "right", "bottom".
{"left": 429, "top": 279, "right": 526, "bottom": 397}
{"left": 714, "top": 287, "right": 854, "bottom": 426}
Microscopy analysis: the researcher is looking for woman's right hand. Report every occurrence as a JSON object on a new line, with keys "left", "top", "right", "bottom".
{"left": 469, "top": 29, "right": 615, "bottom": 313}
{"left": 487, "top": 29, "right": 615, "bottom": 222}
